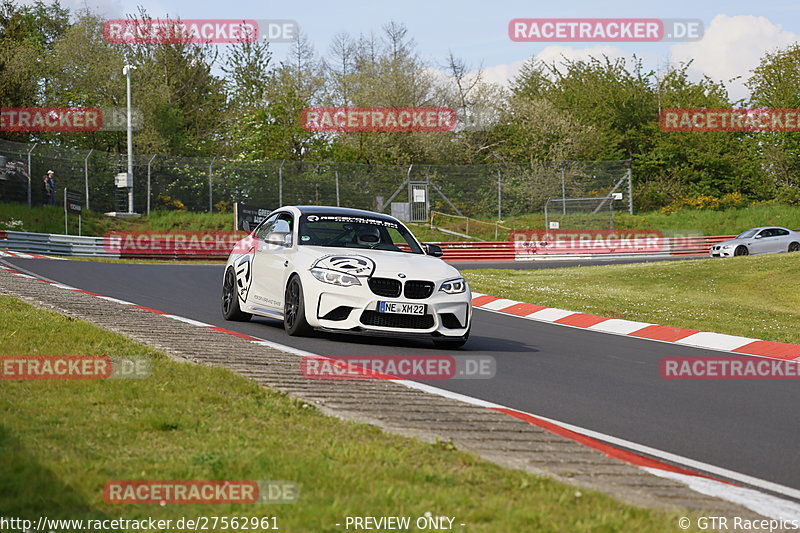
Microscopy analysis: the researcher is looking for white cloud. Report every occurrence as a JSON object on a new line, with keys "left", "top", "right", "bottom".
{"left": 474, "top": 16, "right": 800, "bottom": 102}
{"left": 670, "top": 14, "right": 800, "bottom": 102}
{"left": 471, "top": 45, "right": 659, "bottom": 88}
{"left": 479, "top": 59, "right": 525, "bottom": 87}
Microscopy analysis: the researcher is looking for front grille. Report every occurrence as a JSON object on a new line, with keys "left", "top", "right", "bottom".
{"left": 320, "top": 306, "right": 353, "bottom": 321}
{"left": 439, "top": 313, "right": 463, "bottom": 329}
{"left": 360, "top": 310, "right": 434, "bottom": 329}
{"left": 368, "top": 277, "right": 401, "bottom": 297}
{"left": 403, "top": 280, "right": 434, "bottom": 299}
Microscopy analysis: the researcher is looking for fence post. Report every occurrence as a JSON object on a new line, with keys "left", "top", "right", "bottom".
{"left": 208, "top": 156, "right": 217, "bottom": 213}
{"left": 497, "top": 170, "right": 502, "bottom": 221}
{"left": 626, "top": 160, "right": 633, "bottom": 214}
{"left": 147, "top": 154, "right": 157, "bottom": 215}
{"left": 279, "top": 159, "right": 286, "bottom": 206}
{"left": 560, "top": 162, "right": 566, "bottom": 215}
{"left": 26, "top": 142, "right": 37, "bottom": 208}
{"left": 335, "top": 169, "right": 340, "bottom": 206}
{"left": 84, "top": 149, "right": 93, "bottom": 211}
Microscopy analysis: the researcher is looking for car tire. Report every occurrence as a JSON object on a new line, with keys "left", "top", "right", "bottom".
{"left": 284, "top": 275, "right": 313, "bottom": 336}
{"left": 433, "top": 328, "right": 470, "bottom": 349}
{"left": 222, "top": 267, "right": 252, "bottom": 321}
{"left": 734, "top": 245, "right": 749, "bottom": 256}
{"left": 789, "top": 242, "right": 800, "bottom": 252}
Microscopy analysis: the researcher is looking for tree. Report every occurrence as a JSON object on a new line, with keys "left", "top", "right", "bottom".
{"left": 747, "top": 44, "right": 800, "bottom": 191}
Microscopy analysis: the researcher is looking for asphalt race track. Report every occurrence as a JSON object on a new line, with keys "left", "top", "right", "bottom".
{"left": 3, "top": 257, "right": 798, "bottom": 500}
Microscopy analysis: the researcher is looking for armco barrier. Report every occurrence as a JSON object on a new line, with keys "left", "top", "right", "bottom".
{"left": 434, "top": 241, "right": 516, "bottom": 261}
{"left": 668, "top": 235, "right": 735, "bottom": 256}
{"left": 0, "top": 230, "right": 112, "bottom": 257}
{"left": 0, "top": 231, "right": 731, "bottom": 261}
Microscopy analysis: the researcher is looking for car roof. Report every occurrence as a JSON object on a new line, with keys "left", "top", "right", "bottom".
{"left": 291, "top": 205, "right": 399, "bottom": 222}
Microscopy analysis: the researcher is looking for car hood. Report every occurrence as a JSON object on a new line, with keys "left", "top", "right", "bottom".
{"left": 295, "top": 246, "right": 462, "bottom": 281}
{"left": 715, "top": 239, "right": 743, "bottom": 248}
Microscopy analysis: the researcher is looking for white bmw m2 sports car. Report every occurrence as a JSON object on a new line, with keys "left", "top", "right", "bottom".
{"left": 222, "top": 206, "right": 472, "bottom": 348}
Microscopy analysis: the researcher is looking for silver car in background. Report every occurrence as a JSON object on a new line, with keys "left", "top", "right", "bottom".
{"left": 710, "top": 227, "right": 800, "bottom": 257}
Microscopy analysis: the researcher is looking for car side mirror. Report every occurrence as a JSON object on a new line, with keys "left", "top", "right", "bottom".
{"left": 265, "top": 232, "right": 292, "bottom": 247}
{"left": 425, "top": 243, "right": 443, "bottom": 257}
{"left": 754, "top": 234, "right": 762, "bottom": 239}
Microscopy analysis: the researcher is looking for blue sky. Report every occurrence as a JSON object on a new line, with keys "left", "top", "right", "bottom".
{"left": 50, "top": 0, "right": 800, "bottom": 100}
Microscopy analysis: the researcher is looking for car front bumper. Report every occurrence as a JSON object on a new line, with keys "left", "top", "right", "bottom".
{"left": 710, "top": 247, "right": 735, "bottom": 257}
{"left": 301, "top": 273, "right": 472, "bottom": 339}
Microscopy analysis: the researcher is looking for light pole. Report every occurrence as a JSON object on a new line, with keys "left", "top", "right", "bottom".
{"left": 123, "top": 64, "right": 137, "bottom": 213}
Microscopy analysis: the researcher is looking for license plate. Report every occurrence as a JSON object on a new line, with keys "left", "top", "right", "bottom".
{"left": 378, "top": 302, "right": 426, "bottom": 315}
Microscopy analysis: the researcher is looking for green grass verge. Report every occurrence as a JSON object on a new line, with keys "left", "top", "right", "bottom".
{"left": 475, "top": 204, "right": 800, "bottom": 241}
{"left": 0, "top": 295, "right": 693, "bottom": 532}
{"left": 0, "top": 202, "right": 234, "bottom": 236}
{"left": 4, "top": 202, "right": 799, "bottom": 242}
{"left": 464, "top": 253, "right": 800, "bottom": 344}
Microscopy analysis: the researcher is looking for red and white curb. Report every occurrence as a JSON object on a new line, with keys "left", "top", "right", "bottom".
{"left": 0, "top": 250, "right": 65, "bottom": 260}
{"left": 471, "top": 292, "right": 800, "bottom": 361}
{"left": 1, "top": 264, "right": 799, "bottom": 520}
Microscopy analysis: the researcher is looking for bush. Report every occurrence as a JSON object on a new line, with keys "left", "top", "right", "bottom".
{"left": 776, "top": 186, "right": 800, "bottom": 206}
{"left": 154, "top": 195, "right": 187, "bottom": 212}
{"left": 719, "top": 192, "right": 746, "bottom": 209}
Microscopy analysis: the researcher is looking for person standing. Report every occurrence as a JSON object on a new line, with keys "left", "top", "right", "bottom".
{"left": 43, "top": 170, "right": 56, "bottom": 206}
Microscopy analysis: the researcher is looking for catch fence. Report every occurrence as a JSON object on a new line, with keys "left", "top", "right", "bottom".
{"left": 0, "top": 139, "right": 632, "bottom": 221}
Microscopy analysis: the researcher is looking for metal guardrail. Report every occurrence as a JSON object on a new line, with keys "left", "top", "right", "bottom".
{"left": 668, "top": 235, "right": 736, "bottom": 255}
{"left": 0, "top": 230, "right": 115, "bottom": 257}
{"left": 0, "top": 231, "right": 732, "bottom": 261}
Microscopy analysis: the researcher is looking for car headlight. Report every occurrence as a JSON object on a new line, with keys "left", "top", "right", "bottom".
{"left": 440, "top": 277, "right": 467, "bottom": 294}
{"left": 722, "top": 245, "right": 733, "bottom": 249}
{"left": 310, "top": 268, "right": 361, "bottom": 287}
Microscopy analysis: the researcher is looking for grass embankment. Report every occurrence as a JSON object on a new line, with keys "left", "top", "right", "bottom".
{"left": 3, "top": 202, "right": 799, "bottom": 243}
{"left": 432, "top": 204, "right": 800, "bottom": 241}
{"left": 464, "top": 253, "right": 800, "bottom": 344}
{"left": 503, "top": 204, "right": 800, "bottom": 237}
{"left": 0, "top": 202, "right": 233, "bottom": 236}
{"left": 0, "top": 295, "right": 692, "bottom": 532}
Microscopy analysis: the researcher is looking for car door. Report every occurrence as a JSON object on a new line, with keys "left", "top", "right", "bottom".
{"left": 771, "top": 228, "right": 791, "bottom": 253}
{"left": 750, "top": 229, "right": 774, "bottom": 254}
{"left": 251, "top": 212, "right": 295, "bottom": 312}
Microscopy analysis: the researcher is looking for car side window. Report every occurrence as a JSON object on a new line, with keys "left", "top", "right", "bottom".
{"left": 758, "top": 229, "right": 772, "bottom": 238}
{"left": 775, "top": 229, "right": 789, "bottom": 236}
{"left": 254, "top": 214, "right": 278, "bottom": 240}
{"left": 259, "top": 212, "right": 294, "bottom": 247}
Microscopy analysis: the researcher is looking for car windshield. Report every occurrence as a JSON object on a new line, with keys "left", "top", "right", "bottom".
{"left": 737, "top": 229, "right": 759, "bottom": 239}
{"left": 298, "top": 214, "right": 424, "bottom": 254}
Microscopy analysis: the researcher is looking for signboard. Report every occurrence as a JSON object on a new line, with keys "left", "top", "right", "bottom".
{"left": 549, "top": 221, "right": 560, "bottom": 229}
{"left": 65, "top": 189, "right": 82, "bottom": 214}
{"left": 115, "top": 172, "right": 132, "bottom": 188}
{"left": 612, "top": 192, "right": 623, "bottom": 200}
{"left": 234, "top": 202, "right": 272, "bottom": 232}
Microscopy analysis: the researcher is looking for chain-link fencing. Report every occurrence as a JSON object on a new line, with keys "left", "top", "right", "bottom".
{"left": 0, "top": 139, "right": 632, "bottom": 220}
